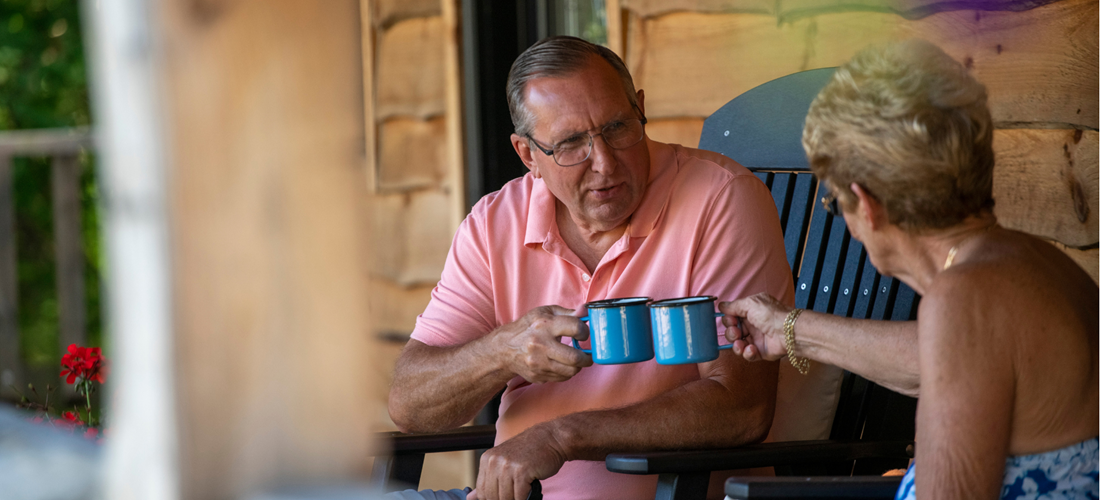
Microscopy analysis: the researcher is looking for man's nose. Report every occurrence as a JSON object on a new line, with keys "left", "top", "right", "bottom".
{"left": 587, "top": 134, "right": 617, "bottom": 174}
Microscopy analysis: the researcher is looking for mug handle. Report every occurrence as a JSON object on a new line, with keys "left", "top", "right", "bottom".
{"left": 572, "top": 316, "right": 591, "bottom": 354}
{"left": 714, "top": 311, "right": 734, "bottom": 351}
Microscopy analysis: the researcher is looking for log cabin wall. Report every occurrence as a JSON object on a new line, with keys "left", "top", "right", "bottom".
{"left": 612, "top": 0, "right": 1098, "bottom": 281}
{"left": 361, "top": 0, "right": 473, "bottom": 490}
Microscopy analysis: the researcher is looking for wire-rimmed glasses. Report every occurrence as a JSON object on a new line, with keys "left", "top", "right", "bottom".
{"left": 821, "top": 191, "right": 841, "bottom": 216}
{"left": 526, "top": 116, "right": 648, "bottom": 167}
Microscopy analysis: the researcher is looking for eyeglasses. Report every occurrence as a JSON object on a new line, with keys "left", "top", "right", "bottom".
{"left": 526, "top": 116, "right": 648, "bottom": 167}
{"left": 821, "top": 192, "right": 841, "bottom": 216}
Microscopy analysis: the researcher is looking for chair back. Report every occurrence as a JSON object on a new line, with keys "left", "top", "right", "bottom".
{"left": 699, "top": 68, "right": 918, "bottom": 473}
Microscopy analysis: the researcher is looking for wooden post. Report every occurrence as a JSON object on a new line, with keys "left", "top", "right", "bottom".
{"left": 87, "top": 0, "right": 381, "bottom": 497}
{"left": 51, "top": 154, "right": 85, "bottom": 396}
{"left": 0, "top": 153, "right": 20, "bottom": 400}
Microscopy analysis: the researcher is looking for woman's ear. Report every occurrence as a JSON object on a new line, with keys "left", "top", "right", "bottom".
{"left": 850, "top": 183, "right": 889, "bottom": 230}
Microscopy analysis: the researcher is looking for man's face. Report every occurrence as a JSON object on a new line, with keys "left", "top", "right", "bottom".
{"left": 511, "top": 56, "right": 650, "bottom": 233}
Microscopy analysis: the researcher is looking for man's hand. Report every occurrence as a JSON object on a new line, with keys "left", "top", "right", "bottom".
{"left": 467, "top": 424, "right": 568, "bottom": 500}
{"left": 720, "top": 293, "right": 790, "bottom": 362}
{"left": 495, "top": 306, "right": 593, "bottom": 384}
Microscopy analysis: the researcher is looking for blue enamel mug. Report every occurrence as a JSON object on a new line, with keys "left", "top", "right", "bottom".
{"left": 571, "top": 297, "right": 655, "bottom": 365}
{"left": 649, "top": 296, "right": 730, "bottom": 364}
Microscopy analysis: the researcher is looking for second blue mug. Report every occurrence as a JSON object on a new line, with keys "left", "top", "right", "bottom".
{"left": 649, "top": 296, "right": 731, "bottom": 364}
{"left": 572, "top": 297, "right": 655, "bottom": 364}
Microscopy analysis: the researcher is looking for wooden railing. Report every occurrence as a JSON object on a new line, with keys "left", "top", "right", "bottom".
{"left": 0, "top": 127, "right": 94, "bottom": 400}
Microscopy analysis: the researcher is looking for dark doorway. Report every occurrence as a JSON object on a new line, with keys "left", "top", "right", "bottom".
{"left": 461, "top": 0, "right": 608, "bottom": 210}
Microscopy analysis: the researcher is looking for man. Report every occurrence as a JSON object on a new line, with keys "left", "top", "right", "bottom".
{"left": 388, "top": 36, "right": 793, "bottom": 500}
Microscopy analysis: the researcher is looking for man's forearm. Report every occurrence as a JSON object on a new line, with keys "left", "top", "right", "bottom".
{"left": 794, "top": 313, "right": 919, "bottom": 396}
{"left": 389, "top": 338, "right": 514, "bottom": 433}
{"left": 546, "top": 358, "right": 778, "bottom": 461}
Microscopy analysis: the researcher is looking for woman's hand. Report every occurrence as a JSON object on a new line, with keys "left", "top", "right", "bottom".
{"left": 719, "top": 293, "right": 791, "bottom": 362}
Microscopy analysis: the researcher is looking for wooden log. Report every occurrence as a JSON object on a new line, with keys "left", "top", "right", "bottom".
{"left": 993, "top": 129, "right": 1097, "bottom": 248}
{"left": 0, "top": 154, "right": 19, "bottom": 400}
{"left": 902, "top": 0, "right": 1098, "bottom": 129}
{"left": 376, "top": 16, "right": 446, "bottom": 120}
{"left": 378, "top": 117, "right": 449, "bottom": 190}
{"left": 646, "top": 117, "right": 705, "bottom": 148}
{"left": 369, "top": 278, "right": 434, "bottom": 339}
{"left": 374, "top": 0, "right": 441, "bottom": 29}
{"left": 50, "top": 154, "right": 85, "bottom": 396}
{"left": 621, "top": 0, "right": 1064, "bottom": 20}
{"left": 370, "top": 189, "right": 454, "bottom": 287}
{"left": 1050, "top": 242, "right": 1098, "bottom": 284}
{"left": 627, "top": 0, "right": 1098, "bottom": 129}
{"left": 160, "top": 0, "right": 379, "bottom": 497}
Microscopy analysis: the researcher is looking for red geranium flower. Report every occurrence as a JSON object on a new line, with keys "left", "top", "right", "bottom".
{"left": 84, "top": 427, "right": 99, "bottom": 440}
{"left": 54, "top": 411, "right": 84, "bottom": 432}
{"left": 60, "top": 344, "right": 108, "bottom": 384}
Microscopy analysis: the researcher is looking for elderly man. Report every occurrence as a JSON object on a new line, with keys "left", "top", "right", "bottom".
{"left": 388, "top": 36, "right": 792, "bottom": 500}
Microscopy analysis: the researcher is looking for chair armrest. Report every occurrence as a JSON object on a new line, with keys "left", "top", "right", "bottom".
{"left": 605, "top": 439, "right": 913, "bottom": 475}
{"left": 378, "top": 424, "right": 497, "bottom": 455}
{"left": 724, "top": 476, "right": 903, "bottom": 499}
{"left": 370, "top": 425, "right": 497, "bottom": 491}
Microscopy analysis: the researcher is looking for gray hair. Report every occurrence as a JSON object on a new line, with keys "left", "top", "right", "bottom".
{"left": 802, "top": 39, "right": 995, "bottom": 231}
{"left": 506, "top": 36, "right": 639, "bottom": 137}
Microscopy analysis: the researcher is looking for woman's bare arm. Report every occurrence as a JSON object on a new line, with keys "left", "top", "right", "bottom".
{"left": 721, "top": 293, "right": 919, "bottom": 396}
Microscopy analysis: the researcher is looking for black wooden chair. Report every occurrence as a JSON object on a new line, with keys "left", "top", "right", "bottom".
{"left": 602, "top": 68, "right": 919, "bottom": 500}
{"left": 371, "top": 69, "right": 919, "bottom": 500}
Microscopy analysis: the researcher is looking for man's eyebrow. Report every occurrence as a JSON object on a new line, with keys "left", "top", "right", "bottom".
{"left": 550, "top": 113, "right": 633, "bottom": 142}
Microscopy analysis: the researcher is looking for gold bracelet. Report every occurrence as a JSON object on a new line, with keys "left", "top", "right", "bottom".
{"left": 783, "top": 308, "right": 810, "bottom": 375}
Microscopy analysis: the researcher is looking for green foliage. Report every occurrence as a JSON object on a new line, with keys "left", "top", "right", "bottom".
{"left": 0, "top": 0, "right": 101, "bottom": 368}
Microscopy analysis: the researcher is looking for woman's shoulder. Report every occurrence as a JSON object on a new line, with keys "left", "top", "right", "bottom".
{"left": 919, "top": 229, "right": 1097, "bottom": 344}
{"left": 928, "top": 230, "right": 1093, "bottom": 301}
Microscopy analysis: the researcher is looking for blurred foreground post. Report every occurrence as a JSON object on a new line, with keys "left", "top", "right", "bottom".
{"left": 85, "top": 1, "right": 380, "bottom": 499}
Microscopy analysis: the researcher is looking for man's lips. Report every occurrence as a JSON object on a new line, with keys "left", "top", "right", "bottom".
{"left": 589, "top": 183, "right": 623, "bottom": 199}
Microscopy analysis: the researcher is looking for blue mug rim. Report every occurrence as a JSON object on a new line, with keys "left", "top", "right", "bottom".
{"left": 647, "top": 295, "right": 717, "bottom": 308}
{"left": 585, "top": 297, "right": 652, "bottom": 309}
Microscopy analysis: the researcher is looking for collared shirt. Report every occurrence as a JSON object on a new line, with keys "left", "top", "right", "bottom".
{"left": 412, "top": 138, "right": 794, "bottom": 499}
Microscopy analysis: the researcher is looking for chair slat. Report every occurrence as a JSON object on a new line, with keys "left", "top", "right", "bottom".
{"left": 831, "top": 239, "right": 865, "bottom": 318}
{"left": 794, "top": 182, "right": 832, "bottom": 309}
{"left": 767, "top": 173, "right": 791, "bottom": 240}
{"left": 851, "top": 257, "right": 882, "bottom": 320}
{"left": 764, "top": 173, "right": 795, "bottom": 269}
{"left": 890, "top": 284, "right": 919, "bottom": 321}
{"left": 755, "top": 171, "right": 772, "bottom": 189}
{"left": 782, "top": 174, "right": 815, "bottom": 274}
{"left": 870, "top": 277, "right": 898, "bottom": 320}
{"left": 812, "top": 214, "right": 850, "bottom": 314}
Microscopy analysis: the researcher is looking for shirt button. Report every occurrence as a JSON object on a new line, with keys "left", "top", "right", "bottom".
{"left": 582, "top": 273, "right": 591, "bottom": 282}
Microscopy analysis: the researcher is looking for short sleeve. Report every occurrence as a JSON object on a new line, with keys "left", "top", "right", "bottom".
{"left": 410, "top": 209, "right": 498, "bottom": 347}
{"left": 691, "top": 173, "right": 795, "bottom": 307}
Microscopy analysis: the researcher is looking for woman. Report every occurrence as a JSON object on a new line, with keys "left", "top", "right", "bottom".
{"left": 721, "top": 40, "right": 1098, "bottom": 499}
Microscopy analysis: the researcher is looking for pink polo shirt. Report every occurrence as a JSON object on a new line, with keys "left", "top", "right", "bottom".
{"left": 411, "top": 139, "right": 793, "bottom": 499}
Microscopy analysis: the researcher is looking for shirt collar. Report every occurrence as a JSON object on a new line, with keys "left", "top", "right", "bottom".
{"left": 524, "top": 138, "right": 676, "bottom": 246}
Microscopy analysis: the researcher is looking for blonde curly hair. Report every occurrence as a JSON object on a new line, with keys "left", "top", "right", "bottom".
{"left": 802, "top": 39, "right": 995, "bottom": 231}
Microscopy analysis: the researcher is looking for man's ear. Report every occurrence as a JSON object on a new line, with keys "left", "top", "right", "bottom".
{"left": 511, "top": 133, "right": 540, "bottom": 178}
{"left": 636, "top": 89, "right": 645, "bottom": 117}
{"left": 850, "top": 183, "right": 888, "bottom": 230}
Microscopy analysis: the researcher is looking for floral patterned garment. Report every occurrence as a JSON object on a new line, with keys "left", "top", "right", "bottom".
{"left": 895, "top": 437, "right": 1099, "bottom": 500}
